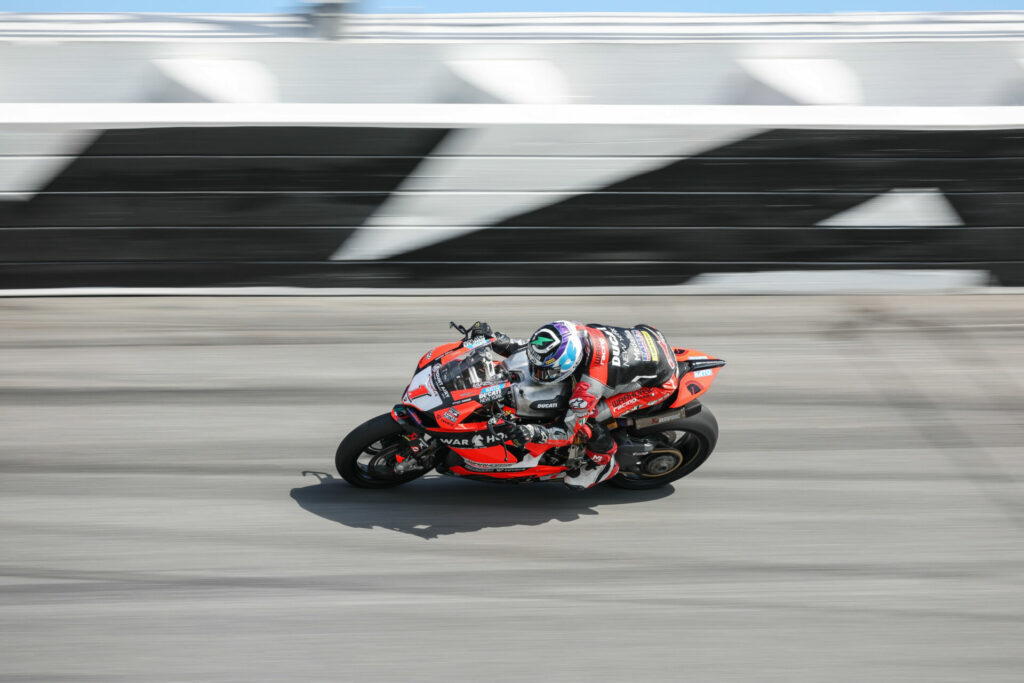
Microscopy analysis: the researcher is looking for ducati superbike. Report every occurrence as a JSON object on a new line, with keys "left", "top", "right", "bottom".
{"left": 335, "top": 322, "right": 725, "bottom": 490}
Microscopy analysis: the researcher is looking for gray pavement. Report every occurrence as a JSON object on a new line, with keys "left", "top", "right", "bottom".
{"left": 1, "top": 295, "right": 1023, "bottom": 682}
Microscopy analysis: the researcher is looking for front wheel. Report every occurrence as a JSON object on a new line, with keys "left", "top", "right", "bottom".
{"left": 610, "top": 406, "right": 719, "bottom": 490}
{"left": 336, "top": 414, "right": 431, "bottom": 489}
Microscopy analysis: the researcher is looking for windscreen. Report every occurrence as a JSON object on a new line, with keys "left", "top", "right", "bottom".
{"left": 437, "top": 348, "right": 504, "bottom": 392}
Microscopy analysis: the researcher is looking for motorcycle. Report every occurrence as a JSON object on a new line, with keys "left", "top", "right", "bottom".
{"left": 335, "top": 322, "right": 725, "bottom": 490}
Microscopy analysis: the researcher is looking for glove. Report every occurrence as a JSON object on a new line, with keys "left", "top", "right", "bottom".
{"left": 467, "top": 321, "right": 493, "bottom": 338}
{"left": 499, "top": 423, "right": 550, "bottom": 447}
{"left": 491, "top": 332, "right": 525, "bottom": 357}
{"left": 568, "top": 381, "right": 600, "bottom": 418}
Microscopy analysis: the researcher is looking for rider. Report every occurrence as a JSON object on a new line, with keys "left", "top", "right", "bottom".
{"left": 473, "top": 320, "right": 680, "bottom": 490}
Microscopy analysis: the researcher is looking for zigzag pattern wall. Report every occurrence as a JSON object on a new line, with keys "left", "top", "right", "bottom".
{"left": 1, "top": 118, "right": 1022, "bottom": 288}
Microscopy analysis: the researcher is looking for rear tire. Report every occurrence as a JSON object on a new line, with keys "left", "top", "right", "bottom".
{"left": 609, "top": 406, "right": 719, "bottom": 490}
{"left": 336, "top": 414, "right": 430, "bottom": 489}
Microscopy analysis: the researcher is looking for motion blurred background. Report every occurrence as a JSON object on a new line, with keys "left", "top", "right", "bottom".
{"left": 2, "top": 1, "right": 1024, "bottom": 288}
{"left": 1, "top": 2, "right": 1023, "bottom": 682}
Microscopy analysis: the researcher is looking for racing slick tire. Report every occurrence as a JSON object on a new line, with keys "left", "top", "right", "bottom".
{"left": 609, "top": 405, "right": 719, "bottom": 490}
{"left": 336, "top": 413, "right": 430, "bottom": 489}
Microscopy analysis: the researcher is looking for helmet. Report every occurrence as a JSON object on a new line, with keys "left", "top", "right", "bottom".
{"left": 526, "top": 321, "right": 584, "bottom": 384}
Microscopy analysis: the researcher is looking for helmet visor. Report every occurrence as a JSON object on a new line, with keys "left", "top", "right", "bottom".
{"left": 530, "top": 361, "right": 567, "bottom": 384}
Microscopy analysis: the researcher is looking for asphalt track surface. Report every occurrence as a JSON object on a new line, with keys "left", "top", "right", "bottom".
{"left": 2, "top": 295, "right": 1023, "bottom": 682}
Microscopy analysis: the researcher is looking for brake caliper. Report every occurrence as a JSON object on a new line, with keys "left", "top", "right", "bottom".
{"left": 395, "top": 433, "right": 435, "bottom": 473}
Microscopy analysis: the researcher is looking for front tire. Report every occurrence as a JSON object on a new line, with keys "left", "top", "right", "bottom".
{"left": 336, "top": 414, "right": 430, "bottom": 489}
{"left": 610, "top": 406, "right": 719, "bottom": 490}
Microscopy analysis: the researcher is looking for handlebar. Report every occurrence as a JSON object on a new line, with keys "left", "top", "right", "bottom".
{"left": 450, "top": 320, "right": 493, "bottom": 342}
{"left": 486, "top": 411, "right": 520, "bottom": 437}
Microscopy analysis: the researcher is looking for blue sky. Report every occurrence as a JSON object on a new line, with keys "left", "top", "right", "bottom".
{"left": 1, "top": 1, "right": 1022, "bottom": 12}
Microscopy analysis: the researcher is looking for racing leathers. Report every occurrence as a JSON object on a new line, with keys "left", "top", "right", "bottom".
{"left": 491, "top": 323, "right": 679, "bottom": 489}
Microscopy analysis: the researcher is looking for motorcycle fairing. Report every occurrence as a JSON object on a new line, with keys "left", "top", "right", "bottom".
{"left": 441, "top": 428, "right": 578, "bottom": 474}
{"left": 669, "top": 348, "right": 726, "bottom": 407}
{"left": 416, "top": 341, "right": 462, "bottom": 370}
{"left": 447, "top": 464, "right": 566, "bottom": 482}
{"left": 402, "top": 366, "right": 446, "bottom": 412}
{"left": 403, "top": 340, "right": 537, "bottom": 468}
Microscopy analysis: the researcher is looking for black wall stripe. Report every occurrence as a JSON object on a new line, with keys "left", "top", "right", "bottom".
{"left": 79, "top": 127, "right": 447, "bottom": 156}
{"left": 495, "top": 129, "right": 1024, "bottom": 228}
{"left": 0, "top": 126, "right": 449, "bottom": 269}
{"left": 0, "top": 126, "right": 448, "bottom": 230}
{"left": 0, "top": 194, "right": 414, "bottom": 228}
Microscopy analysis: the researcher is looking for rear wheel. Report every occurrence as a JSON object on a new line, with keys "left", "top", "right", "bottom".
{"left": 610, "top": 406, "right": 718, "bottom": 490}
{"left": 336, "top": 414, "right": 431, "bottom": 489}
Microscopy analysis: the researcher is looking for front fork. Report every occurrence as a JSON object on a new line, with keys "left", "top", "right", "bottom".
{"left": 394, "top": 433, "right": 440, "bottom": 474}
{"left": 391, "top": 404, "right": 440, "bottom": 474}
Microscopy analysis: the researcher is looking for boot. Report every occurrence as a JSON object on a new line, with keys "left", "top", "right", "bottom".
{"left": 563, "top": 449, "right": 620, "bottom": 490}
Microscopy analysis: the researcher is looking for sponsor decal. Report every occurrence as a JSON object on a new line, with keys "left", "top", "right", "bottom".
{"left": 608, "top": 395, "right": 638, "bottom": 411}
{"left": 430, "top": 368, "right": 451, "bottom": 401}
{"left": 437, "top": 431, "right": 506, "bottom": 448}
{"left": 690, "top": 356, "right": 708, "bottom": 360}
{"left": 636, "top": 386, "right": 659, "bottom": 400}
{"left": 609, "top": 386, "right": 661, "bottom": 414}
{"left": 641, "top": 331, "right": 660, "bottom": 362}
{"left": 693, "top": 369, "right": 713, "bottom": 378}
{"left": 462, "top": 460, "right": 527, "bottom": 472}
{"left": 638, "top": 410, "right": 682, "bottom": 428}
{"left": 605, "top": 330, "right": 624, "bottom": 368}
{"left": 464, "top": 337, "right": 491, "bottom": 350}
{"left": 594, "top": 335, "right": 609, "bottom": 366}
{"left": 531, "top": 400, "right": 561, "bottom": 410}
{"left": 686, "top": 383, "right": 703, "bottom": 395}
{"left": 630, "top": 330, "right": 652, "bottom": 362}
{"left": 443, "top": 407, "right": 461, "bottom": 422}
{"left": 478, "top": 384, "right": 505, "bottom": 404}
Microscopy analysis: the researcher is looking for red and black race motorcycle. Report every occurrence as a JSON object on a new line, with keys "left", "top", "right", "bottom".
{"left": 336, "top": 322, "right": 725, "bottom": 490}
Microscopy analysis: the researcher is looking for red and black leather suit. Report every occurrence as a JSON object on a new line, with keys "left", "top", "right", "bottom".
{"left": 494, "top": 323, "right": 679, "bottom": 463}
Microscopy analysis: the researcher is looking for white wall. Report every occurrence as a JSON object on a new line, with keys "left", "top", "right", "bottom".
{"left": 2, "top": 12, "right": 1024, "bottom": 105}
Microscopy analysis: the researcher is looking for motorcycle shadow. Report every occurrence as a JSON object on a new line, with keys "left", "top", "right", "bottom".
{"left": 290, "top": 472, "right": 674, "bottom": 540}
